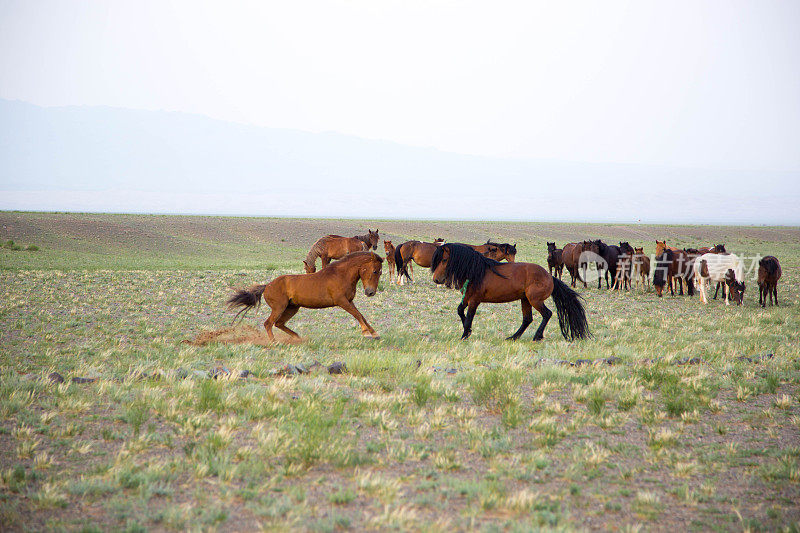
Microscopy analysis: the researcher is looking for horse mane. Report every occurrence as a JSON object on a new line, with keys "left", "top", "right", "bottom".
{"left": 594, "top": 240, "right": 608, "bottom": 255}
{"left": 431, "top": 243, "right": 505, "bottom": 290}
{"left": 354, "top": 233, "right": 372, "bottom": 249}
{"left": 485, "top": 240, "right": 517, "bottom": 255}
{"left": 327, "top": 251, "right": 382, "bottom": 271}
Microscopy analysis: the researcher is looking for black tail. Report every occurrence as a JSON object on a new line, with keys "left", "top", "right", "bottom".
{"left": 395, "top": 243, "right": 411, "bottom": 281}
{"left": 226, "top": 284, "right": 267, "bottom": 323}
{"left": 550, "top": 278, "right": 590, "bottom": 341}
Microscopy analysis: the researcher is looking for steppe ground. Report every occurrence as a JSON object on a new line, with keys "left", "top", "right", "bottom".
{"left": 1, "top": 212, "right": 799, "bottom": 532}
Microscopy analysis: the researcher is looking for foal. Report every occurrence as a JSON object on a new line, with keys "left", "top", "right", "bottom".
{"left": 384, "top": 240, "right": 396, "bottom": 280}
{"left": 757, "top": 256, "right": 782, "bottom": 307}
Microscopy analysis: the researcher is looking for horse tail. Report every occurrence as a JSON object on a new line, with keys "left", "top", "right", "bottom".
{"left": 395, "top": 243, "right": 411, "bottom": 281}
{"left": 550, "top": 278, "right": 590, "bottom": 341}
{"left": 226, "top": 284, "right": 267, "bottom": 323}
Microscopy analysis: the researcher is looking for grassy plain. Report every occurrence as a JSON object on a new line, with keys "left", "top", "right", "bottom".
{"left": 1, "top": 211, "right": 799, "bottom": 531}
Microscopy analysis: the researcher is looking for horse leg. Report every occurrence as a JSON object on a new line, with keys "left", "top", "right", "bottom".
{"left": 457, "top": 299, "right": 467, "bottom": 327}
{"left": 336, "top": 298, "right": 380, "bottom": 338}
{"left": 529, "top": 300, "right": 552, "bottom": 341}
{"left": 263, "top": 300, "right": 289, "bottom": 343}
{"left": 274, "top": 305, "right": 301, "bottom": 339}
{"left": 773, "top": 284, "right": 778, "bottom": 306}
{"left": 506, "top": 299, "right": 533, "bottom": 341}
{"left": 713, "top": 282, "right": 720, "bottom": 300}
{"left": 461, "top": 301, "right": 479, "bottom": 340}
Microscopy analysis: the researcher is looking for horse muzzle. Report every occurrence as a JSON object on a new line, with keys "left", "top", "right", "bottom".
{"left": 364, "top": 288, "right": 377, "bottom": 297}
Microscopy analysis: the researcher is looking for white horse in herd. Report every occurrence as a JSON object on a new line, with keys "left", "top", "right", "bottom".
{"left": 693, "top": 253, "right": 746, "bottom": 305}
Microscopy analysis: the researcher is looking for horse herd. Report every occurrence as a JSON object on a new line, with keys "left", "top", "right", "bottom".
{"left": 228, "top": 230, "right": 783, "bottom": 343}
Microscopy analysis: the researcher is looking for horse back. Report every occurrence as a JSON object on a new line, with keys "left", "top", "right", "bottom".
{"left": 478, "top": 262, "right": 552, "bottom": 303}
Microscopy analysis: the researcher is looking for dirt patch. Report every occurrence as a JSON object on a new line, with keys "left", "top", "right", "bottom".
{"left": 184, "top": 324, "right": 303, "bottom": 346}
{"left": 184, "top": 324, "right": 272, "bottom": 346}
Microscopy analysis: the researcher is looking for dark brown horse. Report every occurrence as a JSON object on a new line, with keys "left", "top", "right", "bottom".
{"left": 384, "top": 240, "right": 396, "bottom": 280}
{"left": 594, "top": 240, "right": 621, "bottom": 290}
{"left": 394, "top": 239, "right": 445, "bottom": 284}
{"left": 229, "top": 251, "right": 384, "bottom": 341}
{"left": 758, "top": 256, "right": 782, "bottom": 307}
{"left": 547, "top": 242, "right": 564, "bottom": 279}
{"left": 469, "top": 241, "right": 517, "bottom": 262}
{"left": 562, "top": 241, "right": 594, "bottom": 288}
{"left": 654, "top": 241, "right": 694, "bottom": 297}
{"left": 430, "top": 243, "right": 589, "bottom": 341}
{"left": 304, "top": 229, "right": 379, "bottom": 273}
{"left": 612, "top": 242, "right": 635, "bottom": 291}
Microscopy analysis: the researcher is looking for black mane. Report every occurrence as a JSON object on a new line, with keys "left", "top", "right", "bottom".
{"left": 486, "top": 240, "right": 517, "bottom": 256}
{"left": 431, "top": 243, "right": 506, "bottom": 290}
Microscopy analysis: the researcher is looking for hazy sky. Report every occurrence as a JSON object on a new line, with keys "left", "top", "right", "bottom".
{"left": 2, "top": 0, "right": 799, "bottom": 172}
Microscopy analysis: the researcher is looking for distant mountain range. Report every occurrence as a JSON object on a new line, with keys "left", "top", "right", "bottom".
{"left": 1, "top": 99, "right": 797, "bottom": 223}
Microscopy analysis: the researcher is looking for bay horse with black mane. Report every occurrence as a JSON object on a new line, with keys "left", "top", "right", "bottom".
{"left": 431, "top": 243, "right": 590, "bottom": 341}
{"left": 304, "top": 229, "right": 379, "bottom": 273}
{"left": 394, "top": 239, "right": 445, "bottom": 284}
{"left": 229, "top": 251, "right": 384, "bottom": 341}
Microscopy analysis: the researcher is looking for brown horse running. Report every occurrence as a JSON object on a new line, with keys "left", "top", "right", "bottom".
{"left": 394, "top": 239, "right": 444, "bottom": 284}
{"left": 469, "top": 241, "right": 517, "bottom": 262}
{"left": 229, "top": 251, "right": 383, "bottom": 341}
{"left": 431, "top": 243, "right": 590, "bottom": 341}
{"left": 384, "top": 240, "right": 396, "bottom": 280}
{"left": 304, "top": 229, "right": 379, "bottom": 273}
{"left": 562, "top": 241, "right": 594, "bottom": 288}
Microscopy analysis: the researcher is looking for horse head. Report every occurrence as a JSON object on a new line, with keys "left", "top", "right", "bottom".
{"left": 714, "top": 244, "right": 727, "bottom": 253}
{"left": 506, "top": 243, "right": 517, "bottom": 262}
{"left": 367, "top": 229, "right": 379, "bottom": 250}
{"left": 359, "top": 254, "right": 383, "bottom": 296}
{"left": 430, "top": 245, "right": 450, "bottom": 285}
{"left": 303, "top": 260, "right": 316, "bottom": 274}
{"left": 725, "top": 269, "right": 745, "bottom": 305}
{"left": 655, "top": 240, "right": 667, "bottom": 257}
{"left": 383, "top": 240, "right": 393, "bottom": 254}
